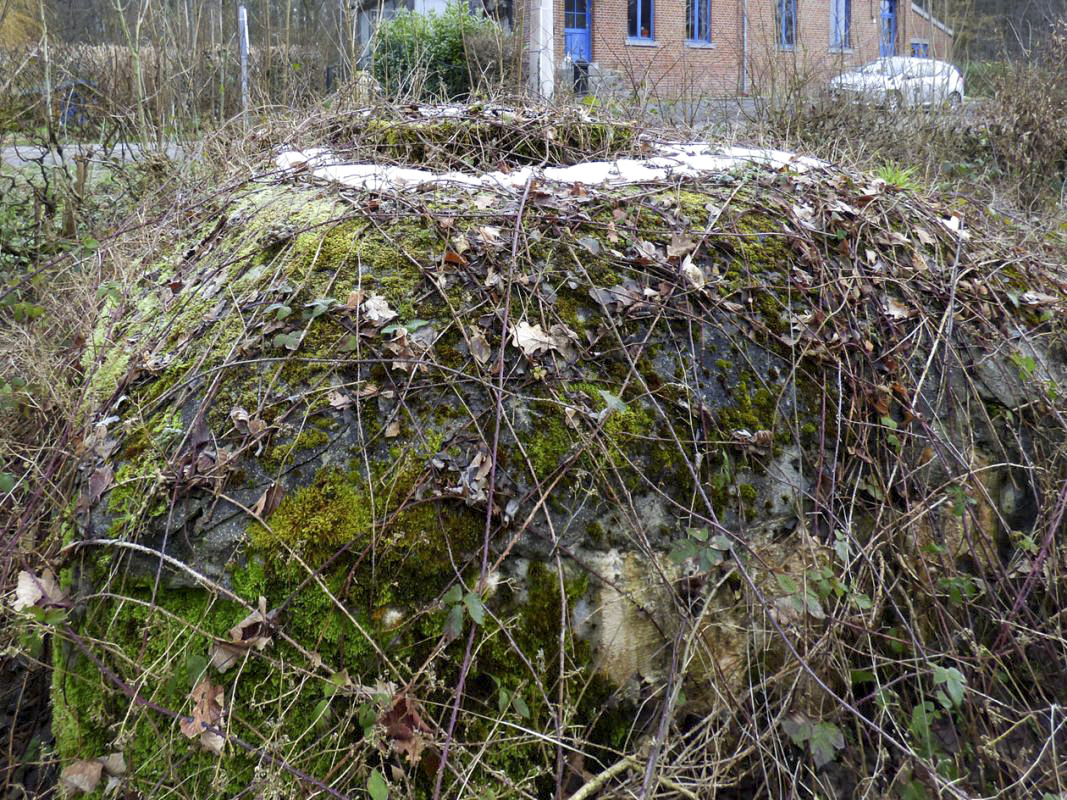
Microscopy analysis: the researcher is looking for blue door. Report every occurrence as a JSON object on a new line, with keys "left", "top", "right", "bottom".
{"left": 880, "top": 0, "right": 897, "bottom": 56}
{"left": 564, "top": 0, "right": 591, "bottom": 62}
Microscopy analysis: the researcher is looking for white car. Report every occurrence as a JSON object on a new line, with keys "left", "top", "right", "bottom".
{"left": 829, "top": 57, "right": 965, "bottom": 111}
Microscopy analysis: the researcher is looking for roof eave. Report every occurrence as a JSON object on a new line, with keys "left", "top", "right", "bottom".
{"left": 911, "top": 2, "right": 955, "bottom": 37}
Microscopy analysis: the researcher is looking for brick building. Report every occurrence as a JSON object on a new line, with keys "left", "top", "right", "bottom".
{"left": 525, "top": 0, "right": 954, "bottom": 99}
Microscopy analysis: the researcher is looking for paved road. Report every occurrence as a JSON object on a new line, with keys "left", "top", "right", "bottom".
{"left": 1, "top": 141, "right": 185, "bottom": 168}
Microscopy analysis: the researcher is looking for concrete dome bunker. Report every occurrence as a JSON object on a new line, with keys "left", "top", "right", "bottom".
{"left": 59, "top": 108, "right": 1066, "bottom": 798}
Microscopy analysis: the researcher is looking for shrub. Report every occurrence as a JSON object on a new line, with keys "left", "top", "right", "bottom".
{"left": 370, "top": 2, "right": 511, "bottom": 102}
{"left": 985, "top": 24, "right": 1067, "bottom": 204}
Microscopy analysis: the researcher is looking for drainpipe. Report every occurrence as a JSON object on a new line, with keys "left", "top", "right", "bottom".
{"left": 533, "top": 0, "right": 555, "bottom": 99}
{"left": 740, "top": 0, "right": 749, "bottom": 94}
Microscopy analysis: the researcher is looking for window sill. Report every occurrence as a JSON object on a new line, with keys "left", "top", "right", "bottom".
{"left": 685, "top": 40, "right": 715, "bottom": 49}
{"left": 625, "top": 37, "right": 658, "bottom": 47}
{"left": 828, "top": 46, "right": 853, "bottom": 54}
{"left": 777, "top": 45, "right": 796, "bottom": 52}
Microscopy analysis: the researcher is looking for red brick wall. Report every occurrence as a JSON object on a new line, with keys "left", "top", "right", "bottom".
{"left": 580, "top": 0, "right": 742, "bottom": 96}
{"left": 746, "top": 1, "right": 954, "bottom": 93}
{"left": 530, "top": 0, "right": 953, "bottom": 99}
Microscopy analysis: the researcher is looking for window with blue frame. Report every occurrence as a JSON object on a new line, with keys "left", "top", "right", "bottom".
{"left": 776, "top": 0, "right": 796, "bottom": 49}
{"left": 911, "top": 41, "right": 930, "bottom": 57}
{"left": 830, "top": 0, "right": 851, "bottom": 49}
{"left": 628, "top": 0, "right": 653, "bottom": 39}
{"left": 687, "top": 0, "right": 711, "bottom": 43}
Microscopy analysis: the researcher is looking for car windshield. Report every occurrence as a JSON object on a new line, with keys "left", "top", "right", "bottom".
{"left": 858, "top": 61, "right": 891, "bottom": 75}
{"left": 856, "top": 59, "right": 913, "bottom": 77}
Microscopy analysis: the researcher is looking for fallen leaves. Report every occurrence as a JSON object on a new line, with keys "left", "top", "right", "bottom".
{"left": 13, "top": 568, "right": 67, "bottom": 612}
{"left": 77, "top": 464, "right": 114, "bottom": 512}
{"left": 59, "top": 752, "right": 127, "bottom": 795}
{"left": 883, "top": 297, "right": 914, "bottom": 320}
{"left": 681, "top": 256, "right": 706, "bottom": 290}
{"left": 379, "top": 695, "right": 432, "bottom": 765}
{"left": 731, "top": 429, "right": 774, "bottom": 451}
{"left": 209, "top": 596, "right": 275, "bottom": 673}
{"left": 179, "top": 678, "right": 226, "bottom": 753}
{"left": 251, "top": 482, "right": 286, "bottom": 520}
{"left": 230, "top": 406, "right": 267, "bottom": 436}
{"left": 511, "top": 320, "right": 578, "bottom": 361}
{"left": 362, "top": 294, "right": 398, "bottom": 326}
{"left": 59, "top": 760, "right": 103, "bottom": 795}
{"left": 667, "top": 233, "right": 697, "bottom": 260}
{"left": 453, "top": 449, "right": 493, "bottom": 503}
{"left": 327, "top": 389, "right": 353, "bottom": 409}
{"left": 469, "top": 330, "right": 491, "bottom": 365}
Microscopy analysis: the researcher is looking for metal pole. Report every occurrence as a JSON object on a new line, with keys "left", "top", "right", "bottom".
{"left": 338, "top": 0, "right": 347, "bottom": 76}
{"left": 238, "top": 4, "right": 250, "bottom": 117}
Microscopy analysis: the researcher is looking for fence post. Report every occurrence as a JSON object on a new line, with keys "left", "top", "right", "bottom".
{"left": 238, "top": 4, "right": 250, "bottom": 117}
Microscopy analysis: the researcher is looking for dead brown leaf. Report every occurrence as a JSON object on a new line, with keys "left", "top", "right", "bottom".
{"left": 327, "top": 390, "right": 353, "bottom": 409}
{"left": 14, "top": 568, "right": 67, "bottom": 612}
{"left": 380, "top": 696, "right": 432, "bottom": 765}
{"left": 443, "top": 250, "right": 468, "bottom": 267}
{"left": 179, "top": 678, "right": 225, "bottom": 754}
{"left": 667, "top": 233, "right": 697, "bottom": 260}
{"left": 209, "top": 596, "right": 274, "bottom": 673}
{"left": 86, "top": 464, "right": 114, "bottom": 507}
{"left": 251, "top": 482, "right": 285, "bottom": 520}
{"left": 361, "top": 295, "right": 398, "bottom": 326}
{"left": 470, "top": 331, "right": 491, "bottom": 366}
{"left": 59, "top": 760, "right": 103, "bottom": 794}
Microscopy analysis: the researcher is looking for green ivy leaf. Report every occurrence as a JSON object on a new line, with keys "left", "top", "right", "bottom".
{"left": 932, "top": 665, "right": 966, "bottom": 708}
{"left": 686, "top": 526, "right": 709, "bottom": 542}
{"left": 0, "top": 472, "right": 15, "bottom": 494}
{"left": 324, "top": 670, "right": 348, "bottom": 698}
{"left": 305, "top": 298, "right": 335, "bottom": 319}
{"left": 669, "top": 538, "right": 699, "bottom": 565}
{"left": 808, "top": 722, "right": 844, "bottom": 767}
{"left": 312, "top": 697, "right": 331, "bottom": 729}
{"left": 367, "top": 768, "right": 389, "bottom": 800}
{"left": 512, "top": 692, "right": 530, "bottom": 719}
{"left": 44, "top": 609, "right": 67, "bottom": 625}
{"left": 698, "top": 547, "right": 724, "bottom": 571}
{"left": 186, "top": 654, "right": 208, "bottom": 688}
{"left": 357, "top": 703, "right": 377, "bottom": 737}
{"left": 444, "top": 603, "right": 465, "bottom": 639}
{"left": 18, "top": 628, "right": 43, "bottom": 660}
{"left": 776, "top": 574, "right": 798, "bottom": 594}
{"left": 850, "top": 669, "right": 876, "bottom": 684}
{"left": 273, "top": 331, "right": 302, "bottom": 351}
{"left": 266, "top": 302, "right": 292, "bottom": 320}
{"left": 442, "top": 584, "right": 463, "bottom": 605}
{"left": 710, "top": 535, "right": 732, "bottom": 551}
{"left": 909, "top": 701, "right": 941, "bottom": 757}
{"left": 803, "top": 591, "right": 825, "bottom": 620}
{"left": 597, "top": 389, "right": 627, "bottom": 418}
{"left": 463, "top": 592, "right": 485, "bottom": 625}
{"left": 833, "top": 533, "right": 850, "bottom": 564}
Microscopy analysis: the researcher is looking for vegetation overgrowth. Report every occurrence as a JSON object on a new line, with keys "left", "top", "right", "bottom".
{"left": 2, "top": 91, "right": 1066, "bottom": 800}
{"left": 2, "top": 12, "right": 1067, "bottom": 798}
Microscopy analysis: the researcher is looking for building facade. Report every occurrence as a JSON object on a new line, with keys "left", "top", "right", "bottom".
{"left": 526, "top": 0, "right": 954, "bottom": 99}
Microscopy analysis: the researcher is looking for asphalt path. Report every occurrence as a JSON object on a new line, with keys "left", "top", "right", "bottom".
{"left": 1, "top": 141, "right": 185, "bottom": 168}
